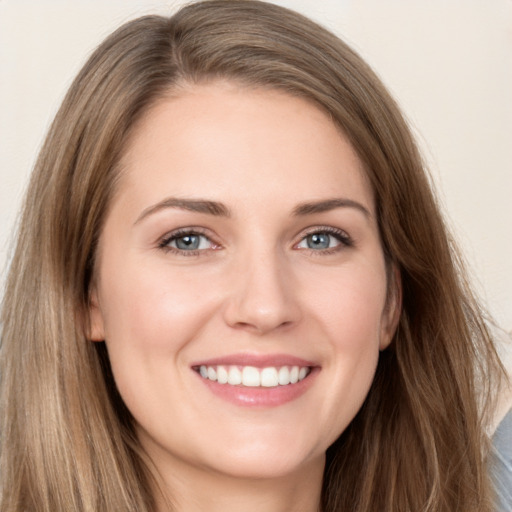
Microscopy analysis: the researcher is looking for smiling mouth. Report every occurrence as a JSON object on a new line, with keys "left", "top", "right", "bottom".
{"left": 194, "top": 365, "right": 312, "bottom": 388}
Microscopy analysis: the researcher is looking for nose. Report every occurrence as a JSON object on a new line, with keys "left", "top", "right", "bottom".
{"left": 223, "top": 249, "right": 302, "bottom": 335}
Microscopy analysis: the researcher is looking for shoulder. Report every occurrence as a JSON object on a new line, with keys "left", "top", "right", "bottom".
{"left": 490, "top": 329, "right": 512, "bottom": 512}
{"left": 491, "top": 407, "right": 512, "bottom": 512}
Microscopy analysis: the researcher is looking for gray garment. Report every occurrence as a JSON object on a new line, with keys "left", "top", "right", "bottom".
{"left": 492, "top": 408, "right": 512, "bottom": 511}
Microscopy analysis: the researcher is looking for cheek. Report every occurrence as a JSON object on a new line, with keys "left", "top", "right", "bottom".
{"left": 96, "top": 261, "right": 223, "bottom": 403}
{"left": 96, "top": 263, "right": 221, "bottom": 417}
{"left": 308, "top": 261, "right": 388, "bottom": 345}
{"left": 100, "top": 261, "right": 213, "bottom": 343}
{"left": 327, "top": 270, "right": 387, "bottom": 383}
{"left": 304, "top": 262, "right": 387, "bottom": 435}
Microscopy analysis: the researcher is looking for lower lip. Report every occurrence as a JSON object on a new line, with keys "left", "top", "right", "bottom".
{"left": 194, "top": 368, "right": 319, "bottom": 407}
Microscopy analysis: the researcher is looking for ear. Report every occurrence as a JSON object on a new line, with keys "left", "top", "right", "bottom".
{"left": 87, "top": 287, "right": 105, "bottom": 342}
{"left": 379, "top": 265, "right": 402, "bottom": 350}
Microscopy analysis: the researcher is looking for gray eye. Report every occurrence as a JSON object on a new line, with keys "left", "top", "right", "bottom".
{"left": 296, "top": 230, "right": 346, "bottom": 252}
{"left": 306, "top": 233, "right": 332, "bottom": 249}
{"left": 163, "top": 231, "right": 215, "bottom": 253}
{"left": 174, "top": 234, "right": 201, "bottom": 250}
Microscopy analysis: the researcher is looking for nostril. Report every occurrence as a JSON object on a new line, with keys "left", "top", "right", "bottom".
{"left": 230, "top": 315, "right": 296, "bottom": 333}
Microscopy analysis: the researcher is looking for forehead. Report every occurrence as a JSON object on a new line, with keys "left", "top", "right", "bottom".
{"left": 115, "top": 82, "right": 374, "bottom": 216}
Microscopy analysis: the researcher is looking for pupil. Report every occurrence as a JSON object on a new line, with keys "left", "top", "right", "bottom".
{"left": 176, "top": 235, "right": 199, "bottom": 250}
{"left": 308, "top": 233, "right": 329, "bottom": 249}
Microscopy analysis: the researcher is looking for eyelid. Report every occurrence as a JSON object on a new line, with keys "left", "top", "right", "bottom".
{"left": 158, "top": 227, "right": 221, "bottom": 255}
{"left": 157, "top": 225, "right": 353, "bottom": 256}
{"left": 294, "top": 226, "right": 354, "bottom": 251}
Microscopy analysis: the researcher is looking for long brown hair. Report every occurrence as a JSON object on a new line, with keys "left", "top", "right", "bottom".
{"left": 0, "top": 1, "right": 503, "bottom": 510}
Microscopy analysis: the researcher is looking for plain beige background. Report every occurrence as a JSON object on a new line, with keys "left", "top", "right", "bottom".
{"left": 1, "top": 0, "right": 511, "bottom": 335}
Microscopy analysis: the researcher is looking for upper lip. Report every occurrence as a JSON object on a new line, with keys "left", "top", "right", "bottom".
{"left": 191, "top": 353, "right": 317, "bottom": 369}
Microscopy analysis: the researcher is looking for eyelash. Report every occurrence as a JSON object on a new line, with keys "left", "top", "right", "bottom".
{"left": 158, "top": 226, "right": 354, "bottom": 257}
{"left": 158, "top": 228, "right": 217, "bottom": 256}
{"left": 296, "top": 226, "right": 354, "bottom": 255}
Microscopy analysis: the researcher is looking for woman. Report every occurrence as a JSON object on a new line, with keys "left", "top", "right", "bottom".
{"left": 0, "top": 1, "right": 507, "bottom": 511}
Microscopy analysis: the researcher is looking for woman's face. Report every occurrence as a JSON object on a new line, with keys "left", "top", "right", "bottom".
{"left": 90, "top": 82, "right": 398, "bottom": 481}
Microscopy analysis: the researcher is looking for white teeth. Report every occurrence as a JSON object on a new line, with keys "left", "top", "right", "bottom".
{"left": 261, "top": 367, "right": 279, "bottom": 387}
{"left": 217, "top": 365, "right": 228, "bottom": 384}
{"left": 197, "top": 364, "right": 310, "bottom": 388}
{"left": 227, "top": 366, "right": 242, "bottom": 385}
{"left": 278, "top": 366, "right": 290, "bottom": 385}
{"left": 242, "top": 366, "right": 260, "bottom": 387}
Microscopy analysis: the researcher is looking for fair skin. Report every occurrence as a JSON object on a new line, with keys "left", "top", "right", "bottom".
{"left": 90, "top": 82, "right": 399, "bottom": 512}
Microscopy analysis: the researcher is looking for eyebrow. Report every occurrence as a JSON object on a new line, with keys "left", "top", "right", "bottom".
{"left": 135, "top": 197, "right": 231, "bottom": 224}
{"left": 134, "top": 196, "right": 371, "bottom": 225}
{"left": 293, "top": 198, "right": 371, "bottom": 218}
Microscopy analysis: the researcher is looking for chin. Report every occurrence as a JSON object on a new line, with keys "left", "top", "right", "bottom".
{"left": 199, "top": 435, "right": 326, "bottom": 481}
{"left": 212, "top": 454, "right": 322, "bottom": 481}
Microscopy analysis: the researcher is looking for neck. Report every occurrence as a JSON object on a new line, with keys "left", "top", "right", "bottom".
{"left": 151, "top": 454, "right": 325, "bottom": 512}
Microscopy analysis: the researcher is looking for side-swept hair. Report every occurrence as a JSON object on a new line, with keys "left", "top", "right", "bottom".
{"left": 0, "top": 1, "right": 503, "bottom": 510}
